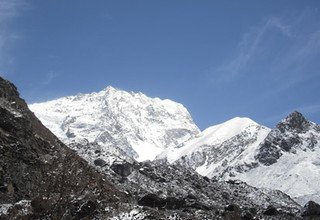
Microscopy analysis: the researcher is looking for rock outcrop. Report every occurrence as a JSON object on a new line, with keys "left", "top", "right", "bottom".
{"left": 0, "top": 77, "right": 129, "bottom": 219}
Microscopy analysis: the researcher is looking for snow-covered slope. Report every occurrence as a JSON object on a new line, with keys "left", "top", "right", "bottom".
{"left": 162, "top": 111, "right": 320, "bottom": 205}
{"left": 237, "top": 111, "right": 320, "bottom": 205}
{"left": 29, "top": 86, "right": 200, "bottom": 162}
{"left": 159, "top": 117, "right": 270, "bottom": 178}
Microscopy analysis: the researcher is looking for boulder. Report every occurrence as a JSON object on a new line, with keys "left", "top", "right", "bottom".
{"left": 110, "top": 162, "right": 133, "bottom": 177}
{"left": 302, "top": 201, "right": 320, "bottom": 217}
{"left": 263, "top": 205, "right": 278, "bottom": 216}
{"left": 138, "top": 194, "right": 186, "bottom": 210}
{"left": 93, "top": 158, "right": 107, "bottom": 167}
{"left": 138, "top": 194, "right": 165, "bottom": 208}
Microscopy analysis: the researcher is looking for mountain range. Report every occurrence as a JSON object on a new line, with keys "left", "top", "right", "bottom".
{"left": 161, "top": 112, "right": 320, "bottom": 205}
{"left": 29, "top": 86, "right": 320, "bottom": 206}
{"left": 1, "top": 77, "right": 320, "bottom": 219}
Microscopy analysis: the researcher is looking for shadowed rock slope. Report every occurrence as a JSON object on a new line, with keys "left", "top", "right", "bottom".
{"left": 0, "top": 77, "right": 129, "bottom": 219}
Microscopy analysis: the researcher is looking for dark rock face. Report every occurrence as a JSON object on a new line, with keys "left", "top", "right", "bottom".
{"left": 225, "top": 203, "right": 240, "bottom": 212}
{"left": 138, "top": 194, "right": 164, "bottom": 208}
{"left": 277, "top": 111, "right": 311, "bottom": 133}
{"left": 242, "top": 211, "right": 254, "bottom": 220}
{"left": 255, "top": 139, "right": 283, "bottom": 166}
{"left": 138, "top": 194, "right": 186, "bottom": 210}
{"left": 223, "top": 204, "right": 241, "bottom": 220}
{"left": 302, "top": 201, "right": 320, "bottom": 217}
{"left": 264, "top": 205, "right": 278, "bottom": 216}
{"left": 70, "top": 200, "right": 98, "bottom": 219}
{"left": 0, "top": 77, "right": 128, "bottom": 219}
{"left": 255, "top": 111, "right": 318, "bottom": 166}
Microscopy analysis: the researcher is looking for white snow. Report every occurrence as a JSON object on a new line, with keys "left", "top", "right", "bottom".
{"left": 110, "top": 209, "right": 146, "bottom": 220}
{"left": 0, "top": 200, "right": 31, "bottom": 216}
{"left": 29, "top": 86, "right": 200, "bottom": 162}
{"left": 236, "top": 140, "right": 320, "bottom": 204}
{"left": 159, "top": 113, "right": 320, "bottom": 204}
{"left": 0, "top": 203, "right": 12, "bottom": 215}
{"left": 163, "top": 117, "right": 269, "bottom": 164}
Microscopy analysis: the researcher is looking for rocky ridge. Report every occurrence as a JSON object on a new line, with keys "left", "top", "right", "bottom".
{"left": 238, "top": 111, "right": 320, "bottom": 205}
{"left": 0, "top": 77, "right": 132, "bottom": 219}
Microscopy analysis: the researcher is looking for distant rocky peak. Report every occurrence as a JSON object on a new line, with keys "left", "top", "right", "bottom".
{"left": 0, "top": 77, "right": 31, "bottom": 117}
{"left": 0, "top": 77, "right": 23, "bottom": 106}
{"left": 0, "top": 77, "right": 60, "bottom": 144}
{"left": 277, "top": 111, "right": 310, "bottom": 133}
{"left": 255, "top": 111, "right": 318, "bottom": 166}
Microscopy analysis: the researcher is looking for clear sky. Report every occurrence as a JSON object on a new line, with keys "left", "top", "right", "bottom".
{"left": 1, "top": 0, "right": 320, "bottom": 130}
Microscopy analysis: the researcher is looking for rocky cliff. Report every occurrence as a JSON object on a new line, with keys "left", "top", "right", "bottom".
{"left": 0, "top": 77, "right": 129, "bottom": 219}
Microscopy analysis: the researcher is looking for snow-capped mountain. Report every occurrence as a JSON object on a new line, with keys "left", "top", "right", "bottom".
{"left": 159, "top": 117, "right": 270, "bottom": 178}
{"left": 28, "top": 85, "right": 320, "bottom": 205}
{"left": 29, "top": 86, "right": 200, "bottom": 162}
{"left": 237, "top": 111, "right": 320, "bottom": 205}
{"left": 162, "top": 112, "right": 320, "bottom": 205}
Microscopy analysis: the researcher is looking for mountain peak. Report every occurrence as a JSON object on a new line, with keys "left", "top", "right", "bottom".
{"left": 277, "top": 111, "right": 310, "bottom": 133}
{"left": 101, "top": 86, "right": 145, "bottom": 98}
{"left": 29, "top": 86, "right": 200, "bottom": 162}
{"left": 203, "top": 117, "right": 259, "bottom": 136}
{"left": 0, "top": 77, "right": 20, "bottom": 102}
{"left": 225, "top": 116, "right": 258, "bottom": 126}
{"left": 101, "top": 85, "right": 119, "bottom": 95}
{"left": 286, "top": 111, "right": 305, "bottom": 121}
{"left": 103, "top": 85, "right": 116, "bottom": 91}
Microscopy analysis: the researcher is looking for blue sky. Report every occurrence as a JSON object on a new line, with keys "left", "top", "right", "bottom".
{"left": 0, "top": 0, "right": 320, "bottom": 130}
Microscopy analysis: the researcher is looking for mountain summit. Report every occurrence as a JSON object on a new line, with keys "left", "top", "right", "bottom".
{"left": 29, "top": 86, "right": 200, "bottom": 161}
{"left": 277, "top": 111, "right": 311, "bottom": 133}
{"left": 247, "top": 111, "right": 320, "bottom": 204}
{"left": 160, "top": 116, "right": 270, "bottom": 177}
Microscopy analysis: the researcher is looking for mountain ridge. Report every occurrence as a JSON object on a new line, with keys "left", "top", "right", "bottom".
{"left": 28, "top": 85, "right": 320, "bottom": 205}
{"left": 29, "top": 86, "right": 200, "bottom": 162}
